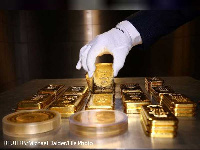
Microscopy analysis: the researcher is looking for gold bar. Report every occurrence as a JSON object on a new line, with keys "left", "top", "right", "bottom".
{"left": 120, "top": 83, "right": 143, "bottom": 95}
{"left": 38, "top": 84, "right": 66, "bottom": 98}
{"left": 151, "top": 86, "right": 174, "bottom": 103}
{"left": 161, "top": 94, "right": 196, "bottom": 116}
{"left": 145, "top": 77, "right": 164, "bottom": 93}
{"left": 85, "top": 94, "right": 114, "bottom": 110}
{"left": 140, "top": 105, "right": 178, "bottom": 138}
{"left": 86, "top": 73, "right": 93, "bottom": 92}
{"left": 122, "top": 93, "right": 151, "bottom": 114}
{"left": 64, "top": 86, "right": 88, "bottom": 96}
{"left": 93, "top": 63, "right": 114, "bottom": 94}
{"left": 17, "top": 93, "right": 55, "bottom": 110}
{"left": 49, "top": 95, "right": 87, "bottom": 118}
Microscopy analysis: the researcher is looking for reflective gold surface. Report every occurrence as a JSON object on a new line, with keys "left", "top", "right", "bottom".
{"left": 17, "top": 93, "right": 55, "bottom": 110}
{"left": 93, "top": 63, "right": 114, "bottom": 93}
{"left": 161, "top": 94, "right": 196, "bottom": 117}
{"left": 151, "top": 86, "right": 174, "bottom": 103}
{"left": 85, "top": 94, "right": 114, "bottom": 110}
{"left": 38, "top": 84, "right": 66, "bottom": 97}
{"left": 69, "top": 110, "right": 128, "bottom": 138}
{"left": 2, "top": 110, "right": 61, "bottom": 137}
{"left": 122, "top": 93, "right": 151, "bottom": 114}
{"left": 140, "top": 105, "right": 178, "bottom": 138}
{"left": 145, "top": 77, "right": 164, "bottom": 93}
{"left": 86, "top": 73, "right": 93, "bottom": 92}
{"left": 49, "top": 95, "right": 87, "bottom": 118}
{"left": 120, "top": 83, "right": 143, "bottom": 94}
{"left": 64, "top": 86, "right": 88, "bottom": 96}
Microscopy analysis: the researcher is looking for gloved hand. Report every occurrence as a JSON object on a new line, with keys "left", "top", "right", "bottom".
{"left": 76, "top": 20, "right": 142, "bottom": 77}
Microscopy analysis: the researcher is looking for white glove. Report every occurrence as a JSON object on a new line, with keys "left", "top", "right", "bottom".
{"left": 76, "top": 20, "right": 142, "bottom": 77}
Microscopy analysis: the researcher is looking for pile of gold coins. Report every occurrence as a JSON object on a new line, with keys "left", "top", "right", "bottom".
{"left": 85, "top": 63, "right": 115, "bottom": 110}
{"left": 120, "top": 83, "right": 151, "bottom": 114}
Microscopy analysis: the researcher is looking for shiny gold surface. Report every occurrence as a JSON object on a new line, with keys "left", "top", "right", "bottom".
{"left": 140, "top": 105, "right": 178, "bottom": 138}
{"left": 86, "top": 73, "right": 93, "bottom": 92}
{"left": 85, "top": 94, "right": 114, "bottom": 110}
{"left": 161, "top": 94, "right": 196, "bottom": 117}
{"left": 151, "top": 86, "right": 174, "bottom": 103}
{"left": 17, "top": 93, "right": 55, "bottom": 110}
{"left": 141, "top": 105, "right": 178, "bottom": 126}
{"left": 122, "top": 93, "right": 151, "bottom": 114}
{"left": 145, "top": 77, "right": 164, "bottom": 93}
{"left": 120, "top": 83, "right": 143, "bottom": 94}
{"left": 38, "top": 84, "right": 65, "bottom": 97}
{"left": 2, "top": 110, "right": 61, "bottom": 137}
{"left": 69, "top": 110, "right": 128, "bottom": 138}
{"left": 64, "top": 86, "right": 88, "bottom": 95}
{"left": 49, "top": 95, "right": 87, "bottom": 118}
{"left": 93, "top": 63, "right": 114, "bottom": 93}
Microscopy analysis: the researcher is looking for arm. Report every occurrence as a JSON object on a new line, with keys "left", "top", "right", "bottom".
{"left": 127, "top": 10, "right": 200, "bottom": 49}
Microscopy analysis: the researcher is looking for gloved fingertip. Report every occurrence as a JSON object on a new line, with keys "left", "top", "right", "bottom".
{"left": 76, "top": 62, "right": 81, "bottom": 70}
{"left": 113, "top": 69, "right": 119, "bottom": 77}
{"left": 88, "top": 71, "right": 94, "bottom": 78}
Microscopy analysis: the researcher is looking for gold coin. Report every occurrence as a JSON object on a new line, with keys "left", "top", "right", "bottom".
{"left": 7, "top": 111, "right": 55, "bottom": 123}
{"left": 3, "top": 110, "right": 61, "bottom": 137}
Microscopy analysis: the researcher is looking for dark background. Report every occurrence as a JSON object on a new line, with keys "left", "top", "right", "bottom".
{"left": 0, "top": 10, "right": 200, "bottom": 93}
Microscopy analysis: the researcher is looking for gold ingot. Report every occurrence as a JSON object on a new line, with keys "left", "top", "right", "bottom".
{"left": 17, "top": 93, "right": 55, "bottom": 111}
{"left": 93, "top": 63, "right": 114, "bottom": 93}
{"left": 141, "top": 105, "right": 178, "bottom": 126}
{"left": 145, "top": 77, "right": 164, "bottom": 93}
{"left": 140, "top": 105, "right": 178, "bottom": 138}
{"left": 86, "top": 73, "right": 93, "bottom": 92}
{"left": 69, "top": 110, "right": 128, "bottom": 138}
{"left": 161, "top": 94, "right": 196, "bottom": 117}
{"left": 120, "top": 83, "right": 143, "bottom": 95}
{"left": 2, "top": 110, "right": 61, "bottom": 137}
{"left": 64, "top": 86, "right": 88, "bottom": 96}
{"left": 122, "top": 93, "right": 151, "bottom": 114}
{"left": 151, "top": 86, "right": 174, "bottom": 103}
{"left": 85, "top": 94, "right": 114, "bottom": 110}
{"left": 38, "top": 84, "right": 66, "bottom": 97}
{"left": 49, "top": 95, "right": 87, "bottom": 118}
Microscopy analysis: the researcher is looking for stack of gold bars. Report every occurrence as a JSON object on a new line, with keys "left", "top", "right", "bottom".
{"left": 120, "top": 83, "right": 151, "bottom": 114}
{"left": 161, "top": 93, "right": 196, "bottom": 117}
{"left": 145, "top": 77, "right": 164, "bottom": 94}
{"left": 140, "top": 105, "right": 178, "bottom": 138}
{"left": 17, "top": 84, "right": 66, "bottom": 111}
{"left": 85, "top": 63, "right": 115, "bottom": 110}
{"left": 16, "top": 84, "right": 89, "bottom": 118}
{"left": 49, "top": 86, "right": 88, "bottom": 117}
{"left": 145, "top": 77, "right": 196, "bottom": 117}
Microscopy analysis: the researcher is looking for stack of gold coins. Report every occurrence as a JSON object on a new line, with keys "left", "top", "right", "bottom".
{"left": 140, "top": 105, "right": 178, "bottom": 138}
{"left": 86, "top": 63, "right": 115, "bottom": 110}
{"left": 49, "top": 95, "right": 87, "bottom": 118}
{"left": 122, "top": 92, "right": 151, "bottom": 114}
{"left": 120, "top": 83, "right": 151, "bottom": 114}
{"left": 145, "top": 77, "right": 164, "bottom": 93}
{"left": 151, "top": 86, "right": 174, "bottom": 104}
{"left": 2, "top": 110, "right": 61, "bottom": 137}
{"left": 69, "top": 110, "right": 128, "bottom": 138}
{"left": 161, "top": 93, "right": 196, "bottom": 117}
{"left": 17, "top": 93, "right": 55, "bottom": 111}
{"left": 85, "top": 94, "right": 114, "bottom": 110}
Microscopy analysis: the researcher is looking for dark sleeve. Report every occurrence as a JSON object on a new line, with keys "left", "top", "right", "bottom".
{"left": 127, "top": 10, "right": 200, "bottom": 49}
